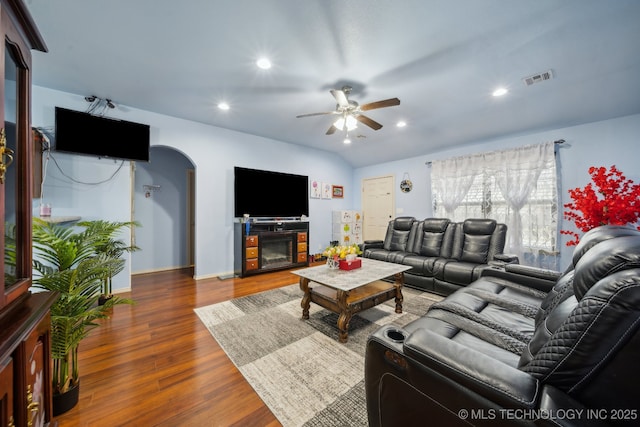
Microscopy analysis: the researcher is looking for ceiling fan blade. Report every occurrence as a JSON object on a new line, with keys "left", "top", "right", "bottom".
{"left": 326, "top": 125, "right": 338, "bottom": 135}
{"left": 356, "top": 114, "right": 383, "bottom": 130}
{"left": 360, "top": 98, "right": 401, "bottom": 111}
{"left": 330, "top": 89, "right": 349, "bottom": 107}
{"left": 296, "top": 111, "right": 336, "bottom": 118}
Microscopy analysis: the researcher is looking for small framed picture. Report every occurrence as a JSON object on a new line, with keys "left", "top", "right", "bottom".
{"left": 310, "top": 180, "right": 321, "bottom": 198}
{"left": 322, "top": 182, "right": 332, "bottom": 199}
{"left": 332, "top": 185, "right": 344, "bottom": 198}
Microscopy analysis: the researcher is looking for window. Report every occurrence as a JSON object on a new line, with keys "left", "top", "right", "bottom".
{"left": 432, "top": 142, "right": 558, "bottom": 266}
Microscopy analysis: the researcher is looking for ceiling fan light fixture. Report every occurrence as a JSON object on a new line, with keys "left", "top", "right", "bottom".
{"left": 345, "top": 115, "right": 358, "bottom": 130}
{"left": 256, "top": 57, "right": 271, "bottom": 70}
{"left": 334, "top": 115, "right": 358, "bottom": 131}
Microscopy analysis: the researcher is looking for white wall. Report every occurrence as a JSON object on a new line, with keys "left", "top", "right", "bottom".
{"left": 353, "top": 113, "right": 640, "bottom": 270}
{"left": 32, "top": 86, "right": 355, "bottom": 289}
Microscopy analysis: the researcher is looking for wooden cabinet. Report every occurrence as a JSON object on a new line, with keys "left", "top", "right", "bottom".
{"left": 1, "top": 292, "right": 56, "bottom": 427}
{"left": 245, "top": 236, "right": 259, "bottom": 271}
{"left": 234, "top": 221, "right": 309, "bottom": 277}
{"left": 0, "top": 356, "right": 14, "bottom": 427}
{"left": 0, "top": 1, "right": 55, "bottom": 426}
{"left": 296, "top": 232, "right": 308, "bottom": 262}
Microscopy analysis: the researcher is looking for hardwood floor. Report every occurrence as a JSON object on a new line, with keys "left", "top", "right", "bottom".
{"left": 52, "top": 266, "right": 306, "bottom": 426}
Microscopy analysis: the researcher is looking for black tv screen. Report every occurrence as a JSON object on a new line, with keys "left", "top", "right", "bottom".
{"left": 234, "top": 167, "right": 309, "bottom": 218}
{"left": 54, "top": 107, "right": 150, "bottom": 162}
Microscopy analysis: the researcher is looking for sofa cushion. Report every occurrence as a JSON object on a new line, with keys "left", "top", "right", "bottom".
{"left": 458, "top": 219, "right": 497, "bottom": 263}
{"left": 460, "top": 234, "right": 492, "bottom": 263}
{"left": 404, "top": 273, "right": 547, "bottom": 367}
{"left": 573, "top": 236, "right": 640, "bottom": 299}
{"left": 402, "top": 255, "right": 442, "bottom": 276}
{"left": 383, "top": 216, "right": 416, "bottom": 251}
{"left": 403, "top": 314, "right": 522, "bottom": 366}
{"left": 415, "top": 218, "right": 450, "bottom": 257}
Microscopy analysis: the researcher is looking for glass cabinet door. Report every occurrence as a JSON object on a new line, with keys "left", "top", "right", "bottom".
{"left": 1, "top": 27, "right": 33, "bottom": 309}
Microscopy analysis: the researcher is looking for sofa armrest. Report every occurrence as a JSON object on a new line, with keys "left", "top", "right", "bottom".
{"left": 403, "top": 329, "right": 539, "bottom": 409}
{"left": 361, "top": 240, "right": 384, "bottom": 252}
{"left": 493, "top": 253, "right": 520, "bottom": 264}
{"left": 481, "top": 264, "right": 559, "bottom": 293}
{"left": 504, "top": 263, "right": 562, "bottom": 282}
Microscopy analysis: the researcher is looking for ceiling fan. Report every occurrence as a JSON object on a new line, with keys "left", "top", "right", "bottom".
{"left": 296, "top": 86, "right": 400, "bottom": 135}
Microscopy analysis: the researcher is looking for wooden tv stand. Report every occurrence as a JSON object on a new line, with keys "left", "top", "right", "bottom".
{"left": 234, "top": 221, "right": 309, "bottom": 277}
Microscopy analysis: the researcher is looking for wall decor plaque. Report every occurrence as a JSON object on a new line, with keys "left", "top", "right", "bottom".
{"left": 400, "top": 173, "right": 413, "bottom": 193}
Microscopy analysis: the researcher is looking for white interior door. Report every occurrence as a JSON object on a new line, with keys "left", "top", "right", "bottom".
{"left": 362, "top": 175, "right": 395, "bottom": 241}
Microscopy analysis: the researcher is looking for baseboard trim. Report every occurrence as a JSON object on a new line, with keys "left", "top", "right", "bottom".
{"left": 132, "top": 265, "right": 192, "bottom": 276}
{"left": 194, "top": 271, "right": 236, "bottom": 281}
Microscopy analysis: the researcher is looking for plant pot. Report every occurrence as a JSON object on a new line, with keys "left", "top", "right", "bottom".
{"left": 53, "top": 381, "right": 80, "bottom": 416}
{"left": 98, "top": 294, "right": 113, "bottom": 306}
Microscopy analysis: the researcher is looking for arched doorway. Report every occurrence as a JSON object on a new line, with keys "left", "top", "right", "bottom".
{"left": 131, "top": 146, "right": 195, "bottom": 276}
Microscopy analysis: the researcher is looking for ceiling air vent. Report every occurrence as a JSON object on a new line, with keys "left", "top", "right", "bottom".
{"left": 522, "top": 70, "right": 554, "bottom": 86}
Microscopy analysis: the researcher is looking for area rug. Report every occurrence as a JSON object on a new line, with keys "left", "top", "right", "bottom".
{"left": 194, "top": 283, "right": 443, "bottom": 427}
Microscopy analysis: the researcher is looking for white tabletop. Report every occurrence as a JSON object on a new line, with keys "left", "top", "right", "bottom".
{"left": 292, "top": 258, "right": 411, "bottom": 291}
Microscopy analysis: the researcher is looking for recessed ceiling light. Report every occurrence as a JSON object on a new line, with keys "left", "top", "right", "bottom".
{"left": 397, "top": 121, "right": 407, "bottom": 128}
{"left": 343, "top": 137, "right": 352, "bottom": 144}
{"left": 256, "top": 58, "right": 272, "bottom": 70}
{"left": 218, "top": 102, "right": 230, "bottom": 110}
{"left": 492, "top": 87, "right": 508, "bottom": 97}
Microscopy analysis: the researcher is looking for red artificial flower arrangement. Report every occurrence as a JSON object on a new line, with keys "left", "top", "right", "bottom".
{"left": 561, "top": 166, "right": 640, "bottom": 246}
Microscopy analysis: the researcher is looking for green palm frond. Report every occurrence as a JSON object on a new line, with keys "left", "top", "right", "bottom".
{"left": 32, "top": 219, "right": 137, "bottom": 394}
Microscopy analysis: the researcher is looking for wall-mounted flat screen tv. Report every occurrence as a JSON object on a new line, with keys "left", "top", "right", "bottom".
{"left": 54, "top": 106, "right": 150, "bottom": 162}
{"left": 234, "top": 166, "right": 309, "bottom": 218}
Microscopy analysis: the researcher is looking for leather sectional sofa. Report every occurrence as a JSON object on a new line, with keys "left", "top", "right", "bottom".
{"left": 362, "top": 217, "right": 515, "bottom": 296}
{"left": 365, "top": 225, "right": 640, "bottom": 426}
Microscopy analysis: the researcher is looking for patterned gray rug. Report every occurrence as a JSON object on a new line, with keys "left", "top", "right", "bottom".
{"left": 194, "top": 283, "right": 442, "bottom": 427}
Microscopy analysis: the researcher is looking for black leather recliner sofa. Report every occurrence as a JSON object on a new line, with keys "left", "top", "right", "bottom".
{"left": 363, "top": 217, "right": 514, "bottom": 296}
{"left": 365, "top": 225, "right": 640, "bottom": 426}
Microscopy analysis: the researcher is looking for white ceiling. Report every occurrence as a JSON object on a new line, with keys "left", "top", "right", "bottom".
{"left": 24, "top": 0, "right": 640, "bottom": 168}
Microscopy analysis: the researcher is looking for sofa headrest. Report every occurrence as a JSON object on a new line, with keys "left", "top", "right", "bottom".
{"left": 422, "top": 218, "right": 450, "bottom": 233}
{"left": 462, "top": 218, "right": 496, "bottom": 235}
{"left": 572, "top": 225, "right": 640, "bottom": 267}
{"left": 392, "top": 216, "right": 416, "bottom": 231}
{"left": 573, "top": 236, "right": 640, "bottom": 300}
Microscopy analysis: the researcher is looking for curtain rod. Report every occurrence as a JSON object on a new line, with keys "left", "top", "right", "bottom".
{"left": 425, "top": 139, "right": 565, "bottom": 166}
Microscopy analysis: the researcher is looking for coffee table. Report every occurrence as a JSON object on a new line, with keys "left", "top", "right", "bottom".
{"left": 292, "top": 258, "right": 411, "bottom": 343}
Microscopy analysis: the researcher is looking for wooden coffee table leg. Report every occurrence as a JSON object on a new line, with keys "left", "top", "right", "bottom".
{"left": 300, "top": 277, "right": 311, "bottom": 319}
{"left": 336, "top": 290, "right": 352, "bottom": 343}
{"left": 394, "top": 272, "right": 404, "bottom": 314}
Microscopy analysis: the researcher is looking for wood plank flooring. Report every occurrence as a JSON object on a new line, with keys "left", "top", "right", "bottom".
{"left": 52, "top": 266, "right": 307, "bottom": 426}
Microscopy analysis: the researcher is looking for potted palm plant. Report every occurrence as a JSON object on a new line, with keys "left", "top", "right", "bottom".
{"left": 31, "top": 218, "right": 137, "bottom": 415}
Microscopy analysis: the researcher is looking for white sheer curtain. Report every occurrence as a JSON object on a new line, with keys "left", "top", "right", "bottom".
{"left": 431, "top": 154, "right": 482, "bottom": 216}
{"left": 431, "top": 142, "right": 558, "bottom": 265}
{"left": 485, "top": 142, "right": 556, "bottom": 259}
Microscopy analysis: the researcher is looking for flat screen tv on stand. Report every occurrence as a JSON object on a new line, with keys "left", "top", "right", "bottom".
{"left": 233, "top": 166, "right": 309, "bottom": 220}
